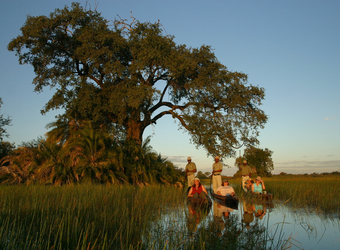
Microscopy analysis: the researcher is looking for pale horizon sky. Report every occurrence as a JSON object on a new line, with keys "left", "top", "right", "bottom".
{"left": 1, "top": 0, "right": 339, "bottom": 175}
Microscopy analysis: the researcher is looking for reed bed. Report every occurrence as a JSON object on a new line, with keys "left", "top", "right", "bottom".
{"left": 0, "top": 183, "right": 295, "bottom": 250}
{"left": 0, "top": 184, "right": 183, "bottom": 250}
{"left": 263, "top": 175, "right": 340, "bottom": 213}
{"left": 226, "top": 175, "right": 340, "bottom": 214}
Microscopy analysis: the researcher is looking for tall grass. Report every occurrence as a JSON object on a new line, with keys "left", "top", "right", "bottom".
{"left": 0, "top": 184, "right": 296, "bottom": 249}
{"left": 263, "top": 175, "right": 340, "bottom": 213}
{"left": 0, "top": 184, "right": 183, "bottom": 249}
{"left": 225, "top": 175, "right": 340, "bottom": 214}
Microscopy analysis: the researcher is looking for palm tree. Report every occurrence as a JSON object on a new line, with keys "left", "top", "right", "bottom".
{"left": 46, "top": 119, "right": 82, "bottom": 146}
{"left": 36, "top": 139, "right": 76, "bottom": 185}
{"left": 0, "top": 138, "right": 46, "bottom": 184}
{"left": 68, "top": 122, "right": 125, "bottom": 184}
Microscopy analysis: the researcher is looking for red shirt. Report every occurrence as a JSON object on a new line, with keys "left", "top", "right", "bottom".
{"left": 191, "top": 185, "right": 203, "bottom": 195}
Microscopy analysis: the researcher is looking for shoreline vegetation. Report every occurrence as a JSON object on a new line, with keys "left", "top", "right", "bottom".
{"left": 201, "top": 173, "right": 340, "bottom": 214}
{"left": 0, "top": 174, "right": 339, "bottom": 249}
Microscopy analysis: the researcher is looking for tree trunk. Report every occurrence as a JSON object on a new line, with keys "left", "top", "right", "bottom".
{"left": 126, "top": 117, "right": 143, "bottom": 145}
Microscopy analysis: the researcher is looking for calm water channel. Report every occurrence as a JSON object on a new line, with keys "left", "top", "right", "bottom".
{"left": 151, "top": 193, "right": 340, "bottom": 250}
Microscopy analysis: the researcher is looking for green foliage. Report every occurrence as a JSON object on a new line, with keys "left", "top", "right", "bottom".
{"left": 8, "top": 2, "right": 267, "bottom": 159}
{"left": 243, "top": 147, "right": 274, "bottom": 176}
{"left": 197, "top": 170, "right": 208, "bottom": 179}
{"left": 0, "top": 97, "right": 12, "bottom": 141}
{"left": 0, "top": 141, "right": 15, "bottom": 164}
{"left": 234, "top": 156, "right": 246, "bottom": 168}
{"left": 0, "top": 121, "right": 185, "bottom": 186}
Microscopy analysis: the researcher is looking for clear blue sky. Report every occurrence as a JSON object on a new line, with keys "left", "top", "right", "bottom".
{"left": 1, "top": 0, "right": 339, "bottom": 175}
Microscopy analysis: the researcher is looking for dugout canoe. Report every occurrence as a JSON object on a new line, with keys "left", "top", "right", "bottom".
{"left": 211, "top": 192, "right": 239, "bottom": 209}
{"left": 187, "top": 195, "right": 212, "bottom": 208}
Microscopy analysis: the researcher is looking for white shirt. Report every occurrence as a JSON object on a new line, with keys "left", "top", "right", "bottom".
{"left": 216, "top": 185, "right": 235, "bottom": 196}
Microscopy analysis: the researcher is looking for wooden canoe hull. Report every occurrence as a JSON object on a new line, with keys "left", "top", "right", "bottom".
{"left": 211, "top": 192, "right": 239, "bottom": 209}
{"left": 187, "top": 196, "right": 212, "bottom": 208}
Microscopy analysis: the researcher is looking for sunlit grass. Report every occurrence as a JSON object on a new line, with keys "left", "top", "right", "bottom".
{"left": 223, "top": 175, "right": 340, "bottom": 214}
{"left": 263, "top": 175, "right": 340, "bottom": 213}
{"left": 0, "top": 184, "right": 184, "bottom": 249}
{"left": 0, "top": 183, "right": 297, "bottom": 249}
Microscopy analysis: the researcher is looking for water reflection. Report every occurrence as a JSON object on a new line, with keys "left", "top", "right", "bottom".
{"left": 242, "top": 200, "right": 268, "bottom": 229}
{"left": 187, "top": 202, "right": 211, "bottom": 234}
{"left": 210, "top": 201, "right": 239, "bottom": 238}
{"left": 147, "top": 195, "right": 340, "bottom": 249}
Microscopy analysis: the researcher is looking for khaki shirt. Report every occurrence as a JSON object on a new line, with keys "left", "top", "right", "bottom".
{"left": 241, "top": 165, "right": 252, "bottom": 176}
{"left": 185, "top": 162, "right": 196, "bottom": 175}
{"left": 213, "top": 162, "right": 223, "bottom": 175}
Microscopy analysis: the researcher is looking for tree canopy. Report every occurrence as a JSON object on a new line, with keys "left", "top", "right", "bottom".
{"left": 8, "top": 2, "right": 267, "bottom": 159}
{"left": 243, "top": 147, "right": 274, "bottom": 176}
{"left": 0, "top": 98, "right": 12, "bottom": 141}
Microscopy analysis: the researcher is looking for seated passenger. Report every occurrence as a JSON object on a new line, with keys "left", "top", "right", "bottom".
{"left": 188, "top": 178, "right": 209, "bottom": 199}
{"left": 251, "top": 176, "right": 266, "bottom": 194}
{"left": 216, "top": 179, "right": 235, "bottom": 196}
{"left": 245, "top": 179, "right": 254, "bottom": 191}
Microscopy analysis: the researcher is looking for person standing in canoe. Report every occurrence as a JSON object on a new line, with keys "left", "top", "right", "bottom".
{"left": 185, "top": 157, "right": 197, "bottom": 187}
{"left": 188, "top": 178, "right": 209, "bottom": 198}
{"left": 239, "top": 160, "right": 252, "bottom": 192}
{"left": 212, "top": 156, "right": 223, "bottom": 193}
{"left": 251, "top": 176, "right": 266, "bottom": 194}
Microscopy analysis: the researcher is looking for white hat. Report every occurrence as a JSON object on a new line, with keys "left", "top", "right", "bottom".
{"left": 215, "top": 156, "right": 220, "bottom": 160}
{"left": 194, "top": 177, "right": 200, "bottom": 181}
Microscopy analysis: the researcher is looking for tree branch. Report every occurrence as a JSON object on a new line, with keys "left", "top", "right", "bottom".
{"left": 150, "top": 110, "right": 190, "bottom": 131}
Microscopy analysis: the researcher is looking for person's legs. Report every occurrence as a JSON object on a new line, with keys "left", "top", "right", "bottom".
{"left": 213, "top": 175, "right": 222, "bottom": 193}
{"left": 199, "top": 191, "right": 208, "bottom": 199}
{"left": 217, "top": 175, "right": 222, "bottom": 189}
{"left": 212, "top": 175, "right": 218, "bottom": 193}
{"left": 193, "top": 192, "right": 199, "bottom": 198}
{"left": 187, "top": 174, "right": 195, "bottom": 187}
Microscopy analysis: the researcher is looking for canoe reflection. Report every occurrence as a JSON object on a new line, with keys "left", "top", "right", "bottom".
{"left": 242, "top": 200, "right": 268, "bottom": 229}
{"left": 186, "top": 202, "right": 211, "bottom": 234}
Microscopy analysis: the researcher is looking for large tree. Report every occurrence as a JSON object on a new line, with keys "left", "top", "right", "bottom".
{"left": 8, "top": 2, "right": 267, "bottom": 159}
{"left": 243, "top": 147, "right": 274, "bottom": 176}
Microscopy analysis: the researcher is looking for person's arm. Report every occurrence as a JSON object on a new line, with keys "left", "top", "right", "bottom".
{"left": 193, "top": 163, "right": 197, "bottom": 173}
{"left": 217, "top": 190, "right": 222, "bottom": 195}
{"left": 231, "top": 187, "right": 235, "bottom": 196}
{"left": 251, "top": 184, "right": 254, "bottom": 193}
{"left": 261, "top": 181, "right": 265, "bottom": 190}
{"left": 202, "top": 185, "right": 208, "bottom": 195}
{"left": 188, "top": 187, "right": 193, "bottom": 197}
